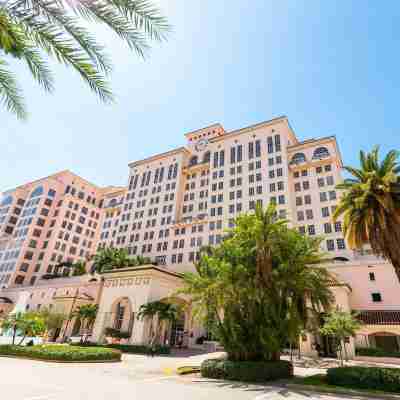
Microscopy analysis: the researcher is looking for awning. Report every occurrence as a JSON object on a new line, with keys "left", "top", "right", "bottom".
{"left": 357, "top": 310, "right": 400, "bottom": 325}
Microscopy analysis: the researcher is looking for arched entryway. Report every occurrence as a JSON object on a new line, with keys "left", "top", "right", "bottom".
{"left": 369, "top": 331, "right": 400, "bottom": 352}
{"left": 158, "top": 297, "right": 189, "bottom": 348}
{"left": 109, "top": 297, "right": 135, "bottom": 335}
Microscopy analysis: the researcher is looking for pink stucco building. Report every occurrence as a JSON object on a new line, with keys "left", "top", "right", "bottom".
{"left": 1, "top": 116, "right": 399, "bottom": 356}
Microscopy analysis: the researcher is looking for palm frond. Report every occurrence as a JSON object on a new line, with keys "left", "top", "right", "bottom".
{"left": 0, "top": 57, "right": 27, "bottom": 120}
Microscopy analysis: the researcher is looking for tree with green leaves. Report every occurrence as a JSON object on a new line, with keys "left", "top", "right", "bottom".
{"left": 38, "top": 307, "right": 67, "bottom": 340}
{"left": 137, "top": 300, "right": 180, "bottom": 345}
{"left": 93, "top": 247, "right": 151, "bottom": 273}
{"left": 72, "top": 260, "right": 86, "bottom": 276}
{"left": 1, "top": 312, "right": 46, "bottom": 344}
{"left": 72, "top": 304, "right": 98, "bottom": 341}
{"left": 320, "top": 309, "right": 361, "bottom": 365}
{"left": 0, "top": 0, "right": 169, "bottom": 119}
{"left": 180, "top": 204, "right": 335, "bottom": 362}
{"left": 333, "top": 147, "right": 400, "bottom": 281}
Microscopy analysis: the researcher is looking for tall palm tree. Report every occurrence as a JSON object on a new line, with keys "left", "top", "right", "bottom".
{"left": 0, "top": 0, "right": 169, "bottom": 119}
{"left": 181, "top": 204, "right": 335, "bottom": 362}
{"left": 333, "top": 147, "right": 400, "bottom": 281}
{"left": 137, "top": 300, "right": 180, "bottom": 345}
{"left": 72, "top": 304, "right": 98, "bottom": 341}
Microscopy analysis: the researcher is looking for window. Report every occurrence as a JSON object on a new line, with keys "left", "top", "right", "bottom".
{"left": 313, "top": 147, "right": 330, "bottom": 159}
{"left": 294, "top": 183, "right": 301, "bottom": 192}
{"left": 308, "top": 225, "right": 315, "bottom": 235}
{"left": 296, "top": 197, "right": 302, "bottom": 206}
{"left": 371, "top": 292, "right": 382, "bottom": 302}
{"left": 317, "top": 178, "right": 325, "bottom": 187}
{"left": 320, "top": 192, "right": 327, "bottom": 202}
{"left": 302, "top": 181, "right": 310, "bottom": 190}
{"left": 329, "top": 191, "right": 336, "bottom": 200}
{"left": 334, "top": 221, "right": 342, "bottom": 232}
{"left": 369, "top": 272, "right": 376, "bottom": 281}
{"left": 297, "top": 211, "right": 304, "bottom": 221}
{"left": 304, "top": 195, "right": 312, "bottom": 205}
{"left": 326, "top": 239, "right": 335, "bottom": 251}
{"left": 30, "top": 186, "right": 44, "bottom": 198}
{"left": 322, "top": 207, "right": 330, "bottom": 217}
{"left": 306, "top": 209, "right": 313, "bottom": 220}
{"left": 326, "top": 176, "right": 334, "bottom": 186}
{"left": 324, "top": 223, "right": 332, "bottom": 234}
{"left": 290, "top": 152, "right": 306, "bottom": 165}
{"left": 337, "top": 238, "right": 346, "bottom": 249}
{"left": 324, "top": 164, "right": 332, "bottom": 172}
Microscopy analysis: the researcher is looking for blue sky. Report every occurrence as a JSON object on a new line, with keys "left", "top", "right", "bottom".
{"left": 2, "top": 1, "right": 400, "bottom": 191}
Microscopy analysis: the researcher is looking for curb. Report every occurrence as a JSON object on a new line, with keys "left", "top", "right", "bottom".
{"left": 284, "top": 382, "right": 400, "bottom": 400}
{"left": 0, "top": 354, "right": 122, "bottom": 364}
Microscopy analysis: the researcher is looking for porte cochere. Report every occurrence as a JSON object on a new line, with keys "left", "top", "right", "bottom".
{"left": 92, "top": 266, "right": 201, "bottom": 347}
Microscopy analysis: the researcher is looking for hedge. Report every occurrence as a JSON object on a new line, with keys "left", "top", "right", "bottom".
{"left": 106, "top": 344, "right": 170, "bottom": 355}
{"left": 0, "top": 345, "right": 121, "bottom": 362}
{"left": 72, "top": 342, "right": 171, "bottom": 355}
{"left": 356, "top": 347, "right": 400, "bottom": 358}
{"left": 201, "top": 359, "right": 293, "bottom": 383}
{"left": 327, "top": 366, "right": 400, "bottom": 393}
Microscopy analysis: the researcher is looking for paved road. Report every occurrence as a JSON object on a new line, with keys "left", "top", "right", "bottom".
{"left": 0, "top": 354, "right": 374, "bottom": 400}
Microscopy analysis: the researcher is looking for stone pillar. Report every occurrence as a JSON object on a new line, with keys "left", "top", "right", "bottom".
{"left": 299, "top": 332, "right": 318, "bottom": 358}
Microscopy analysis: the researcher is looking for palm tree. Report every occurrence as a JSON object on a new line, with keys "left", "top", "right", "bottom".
{"left": 92, "top": 247, "right": 131, "bottom": 273}
{"left": 72, "top": 304, "right": 98, "bottom": 341}
{"left": 0, "top": 0, "right": 169, "bottom": 119}
{"left": 137, "top": 300, "right": 180, "bottom": 345}
{"left": 333, "top": 147, "right": 400, "bottom": 281}
{"left": 180, "top": 204, "right": 335, "bottom": 362}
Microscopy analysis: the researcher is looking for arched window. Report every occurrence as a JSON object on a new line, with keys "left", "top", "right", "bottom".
{"left": 109, "top": 198, "right": 117, "bottom": 207}
{"left": 290, "top": 152, "right": 307, "bottom": 165}
{"left": 203, "top": 151, "right": 211, "bottom": 163}
{"left": 30, "top": 186, "right": 44, "bottom": 198}
{"left": 189, "top": 156, "right": 198, "bottom": 166}
{"left": 313, "top": 147, "right": 330, "bottom": 160}
{"left": 0, "top": 195, "right": 13, "bottom": 207}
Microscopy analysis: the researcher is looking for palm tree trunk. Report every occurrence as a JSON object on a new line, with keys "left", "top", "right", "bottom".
{"left": 17, "top": 333, "right": 26, "bottom": 346}
{"left": 12, "top": 325, "right": 17, "bottom": 345}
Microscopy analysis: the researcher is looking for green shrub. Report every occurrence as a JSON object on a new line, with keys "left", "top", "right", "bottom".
{"left": 201, "top": 359, "right": 293, "bottom": 382}
{"left": 327, "top": 366, "right": 400, "bottom": 393}
{"left": 356, "top": 347, "right": 400, "bottom": 358}
{"left": 107, "top": 344, "right": 170, "bottom": 355}
{"left": 104, "top": 327, "right": 130, "bottom": 339}
{"left": 0, "top": 345, "right": 121, "bottom": 362}
{"left": 72, "top": 342, "right": 171, "bottom": 355}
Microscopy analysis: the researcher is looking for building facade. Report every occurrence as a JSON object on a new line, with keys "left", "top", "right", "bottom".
{"left": 99, "top": 116, "right": 350, "bottom": 272}
{"left": 0, "top": 170, "right": 122, "bottom": 288}
{"left": 1, "top": 116, "right": 400, "bottom": 356}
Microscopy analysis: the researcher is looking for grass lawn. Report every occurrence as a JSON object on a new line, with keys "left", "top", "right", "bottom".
{"left": 291, "top": 374, "right": 398, "bottom": 397}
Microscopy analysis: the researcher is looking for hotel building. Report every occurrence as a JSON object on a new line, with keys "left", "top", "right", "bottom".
{"left": 0, "top": 170, "right": 122, "bottom": 288}
{"left": 1, "top": 116, "right": 400, "bottom": 355}
{"left": 98, "top": 116, "right": 351, "bottom": 271}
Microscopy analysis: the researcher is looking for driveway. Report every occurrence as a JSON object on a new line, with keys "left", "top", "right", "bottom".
{"left": 0, "top": 353, "right": 380, "bottom": 400}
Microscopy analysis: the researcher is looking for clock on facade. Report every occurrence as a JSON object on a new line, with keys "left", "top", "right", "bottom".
{"left": 195, "top": 138, "right": 208, "bottom": 152}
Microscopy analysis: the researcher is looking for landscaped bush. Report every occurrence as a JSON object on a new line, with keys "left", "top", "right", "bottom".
{"left": 104, "top": 327, "right": 131, "bottom": 339}
{"left": 356, "top": 347, "right": 400, "bottom": 358}
{"left": 201, "top": 359, "right": 293, "bottom": 383}
{"left": 106, "top": 344, "right": 171, "bottom": 355}
{"left": 0, "top": 345, "right": 121, "bottom": 362}
{"left": 327, "top": 366, "right": 400, "bottom": 393}
{"left": 72, "top": 342, "right": 171, "bottom": 355}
